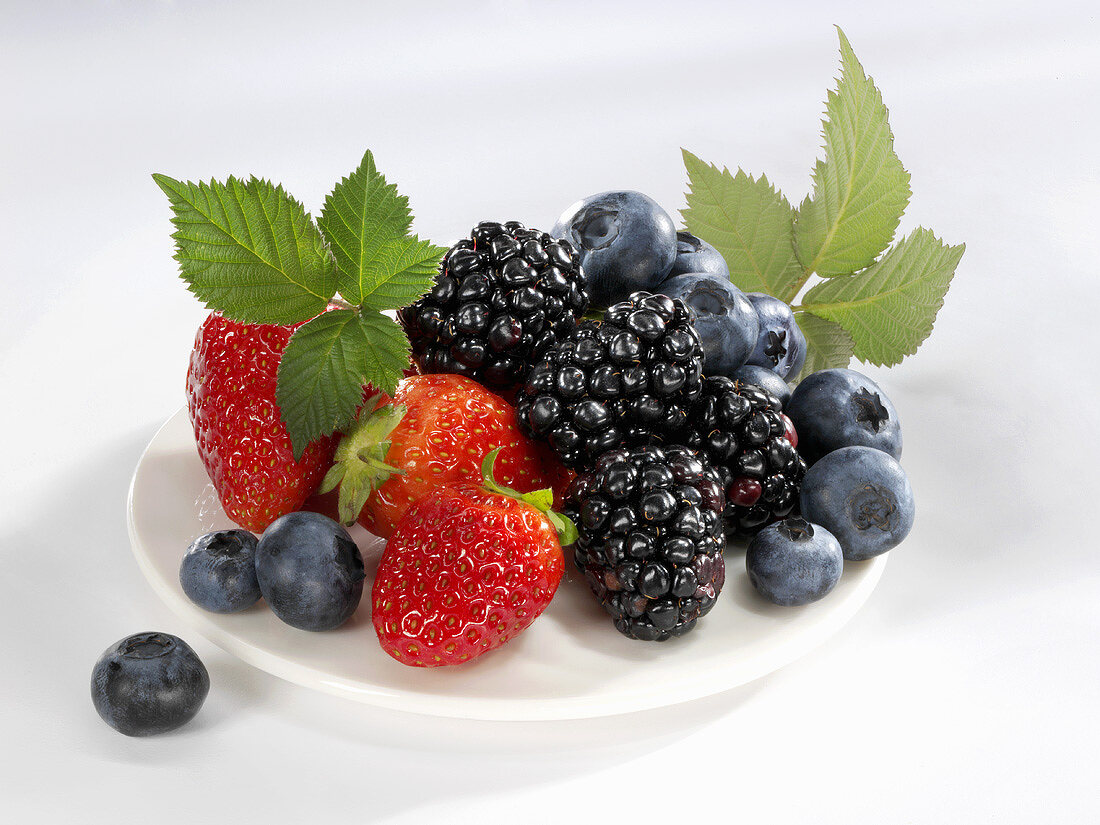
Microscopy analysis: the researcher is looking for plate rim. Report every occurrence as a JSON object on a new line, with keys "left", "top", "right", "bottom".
{"left": 127, "top": 408, "right": 888, "bottom": 721}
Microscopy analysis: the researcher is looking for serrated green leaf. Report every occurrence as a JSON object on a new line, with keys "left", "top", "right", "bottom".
{"left": 358, "top": 236, "right": 447, "bottom": 312}
{"left": 276, "top": 309, "right": 368, "bottom": 459}
{"left": 801, "top": 228, "right": 964, "bottom": 367}
{"left": 792, "top": 311, "right": 855, "bottom": 382}
{"left": 355, "top": 311, "right": 412, "bottom": 395}
{"left": 318, "top": 150, "right": 415, "bottom": 305}
{"left": 276, "top": 309, "right": 411, "bottom": 458}
{"left": 153, "top": 174, "right": 336, "bottom": 324}
{"left": 794, "top": 28, "right": 912, "bottom": 279}
{"left": 681, "top": 149, "right": 803, "bottom": 299}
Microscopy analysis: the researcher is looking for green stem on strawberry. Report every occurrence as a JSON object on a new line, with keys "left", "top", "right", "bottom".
{"left": 318, "top": 401, "right": 408, "bottom": 525}
{"left": 582, "top": 307, "right": 606, "bottom": 322}
{"left": 480, "top": 448, "right": 578, "bottom": 547}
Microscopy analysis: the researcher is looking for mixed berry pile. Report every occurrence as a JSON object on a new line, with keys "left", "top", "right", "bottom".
{"left": 95, "top": 190, "right": 917, "bottom": 735}
{"left": 175, "top": 192, "right": 916, "bottom": 652}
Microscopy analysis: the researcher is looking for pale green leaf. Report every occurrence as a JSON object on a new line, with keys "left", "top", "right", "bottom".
{"left": 801, "top": 228, "right": 964, "bottom": 367}
{"left": 792, "top": 311, "right": 855, "bottom": 382}
{"left": 357, "top": 235, "right": 447, "bottom": 312}
{"left": 681, "top": 149, "right": 803, "bottom": 299}
{"left": 318, "top": 150, "right": 415, "bottom": 305}
{"left": 153, "top": 174, "right": 336, "bottom": 324}
{"left": 794, "top": 28, "right": 912, "bottom": 279}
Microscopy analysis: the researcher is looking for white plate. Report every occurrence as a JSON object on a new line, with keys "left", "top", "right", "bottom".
{"left": 128, "top": 407, "right": 887, "bottom": 721}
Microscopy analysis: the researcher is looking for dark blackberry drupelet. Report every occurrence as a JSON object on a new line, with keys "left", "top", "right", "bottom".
{"left": 397, "top": 221, "right": 589, "bottom": 395}
{"left": 683, "top": 376, "right": 807, "bottom": 538}
{"left": 564, "top": 446, "right": 727, "bottom": 641}
{"left": 515, "top": 292, "right": 704, "bottom": 470}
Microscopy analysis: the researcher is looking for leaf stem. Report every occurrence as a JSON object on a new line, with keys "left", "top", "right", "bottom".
{"left": 330, "top": 296, "right": 356, "bottom": 311}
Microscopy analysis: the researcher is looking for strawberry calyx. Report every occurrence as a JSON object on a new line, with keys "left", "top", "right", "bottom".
{"left": 480, "top": 447, "right": 578, "bottom": 547}
{"left": 318, "top": 394, "right": 407, "bottom": 525}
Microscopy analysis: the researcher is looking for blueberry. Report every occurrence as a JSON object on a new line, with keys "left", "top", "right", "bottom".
{"left": 744, "top": 293, "right": 807, "bottom": 379}
{"left": 658, "top": 273, "right": 758, "bottom": 377}
{"left": 799, "top": 446, "right": 915, "bottom": 561}
{"left": 731, "top": 364, "right": 791, "bottom": 408}
{"left": 179, "top": 530, "right": 261, "bottom": 614}
{"left": 669, "top": 232, "right": 729, "bottom": 279}
{"left": 746, "top": 517, "right": 843, "bottom": 605}
{"left": 90, "top": 632, "right": 209, "bottom": 736}
{"left": 785, "top": 368, "right": 902, "bottom": 464}
{"left": 255, "top": 512, "right": 365, "bottom": 631}
{"left": 552, "top": 191, "right": 676, "bottom": 307}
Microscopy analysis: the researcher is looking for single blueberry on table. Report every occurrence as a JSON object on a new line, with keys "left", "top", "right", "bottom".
{"left": 799, "top": 446, "right": 915, "bottom": 561}
{"left": 785, "top": 368, "right": 902, "bottom": 465}
{"left": 669, "top": 231, "right": 729, "bottom": 279}
{"left": 90, "top": 632, "right": 209, "bottom": 736}
{"left": 552, "top": 191, "right": 677, "bottom": 307}
{"left": 731, "top": 364, "right": 791, "bottom": 408}
{"left": 255, "top": 512, "right": 365, "bottom": 631}
{"left": 658, "top": 273, "right": 758, "bottom": 377}
{"left": 746, "top": 517, "right": 844, "bottom": 606}
{"left": 179, "top": 529, "right": 261, "bottom": 614}
{"left": 744, "top": 293, "right": 807, "bottom": 379}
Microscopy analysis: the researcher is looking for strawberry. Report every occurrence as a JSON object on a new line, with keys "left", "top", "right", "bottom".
{"left": 372, "top": 450, "right": 575, "bottom": 666}
{"left": 320, "top": 374, "right": 551, "bottom": 539}
{"left": 187, "top": 312, "right": 337, "bottom": 532}
{"left": 536, "top": 443, "right": 576, "bottom": 510}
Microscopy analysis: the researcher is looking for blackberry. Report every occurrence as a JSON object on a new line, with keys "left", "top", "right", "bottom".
{"left": 683, "top": 376, "right": 807, "bottom": 538}
{"left": 564, "top": 446, "right": 727, "bottom": 641}
{"left": 515, "top": 292, "right": 704, "bottom": 470}
{"left": 398, "top": 221, "right": 589, "bottom": 395}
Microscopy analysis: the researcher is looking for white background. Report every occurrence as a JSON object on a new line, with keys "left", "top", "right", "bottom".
{"left": 2, "top": 0, "right": 1098, "bottom": 821}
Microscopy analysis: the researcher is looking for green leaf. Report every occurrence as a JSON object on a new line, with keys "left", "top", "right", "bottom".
{"left": 547, "top": 510, "right": 579, "bottom": 548}
{"left": 357, "top": 236, "right": 448, "bottom": 312}
{"left": 801, "top": 228, "right": 964, "bottom": 367}
{"left": 479, "top": 447, "right": 575, "bottom": 546}
{"left": 355, "top": 311, "right": 413, "bottom": 394}
{"left": 276, "top": 309, "right": 410, "bottom": 458}
{"left": 318, "top": 150, "right": 415, "bottom": 305}
{"left": 681, "top": 149, "right": 803, "bottom": 300}
{"left": 792, "top": 311, "right": 855, "bottom": 382}
{"left": 153, "top": 174, "right": 336, "bottom": 324}
{"left": 276, "top": 309, "right": 366, "bottom": 458}
{"left": 520, "top": 488, "right": 554, "bottom": 512}
{"left": 794, "top": 28, "right": 912, "bottom": 279}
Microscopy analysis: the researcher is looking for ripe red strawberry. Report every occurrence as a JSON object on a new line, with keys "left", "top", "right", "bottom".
{"left": 372, "top": 451, "right": 573, "bottom": 666}
{"left": 321, "top": 374, "right": 551, "bottom": 539}
{"left": 187, "top": 312, "right": 337, "bottom": 532}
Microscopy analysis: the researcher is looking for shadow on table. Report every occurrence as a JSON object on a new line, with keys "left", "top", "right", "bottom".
{"left": 0, "top": 422, "right": 768, "bottom": 821}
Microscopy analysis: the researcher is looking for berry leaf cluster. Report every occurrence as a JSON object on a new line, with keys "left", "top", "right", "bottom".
{"left": 679, "top": 154, "right": 802, "bottom": 298}
{"left": 152, "top": 175, "right": 337, "bottom": 325}
{"left": 155, "top": 151, "right": 446, "bottom": 458}
{"left": 803, "top": 228, "right": 965, "bottom": 366}
{"left": 681, "top": 27, "right": 964, "bottom": 379}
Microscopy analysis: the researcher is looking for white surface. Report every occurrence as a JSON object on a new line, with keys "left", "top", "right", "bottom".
{"left": 1, "top": 0, "right": 1098, "bottom": 822}
{"left": 129, "top": 407, "right": 886, "bottom": 720}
